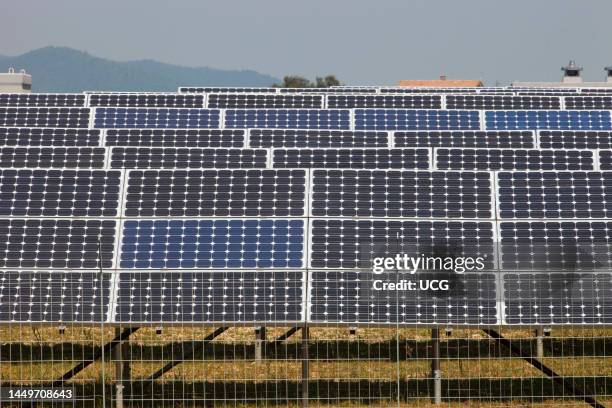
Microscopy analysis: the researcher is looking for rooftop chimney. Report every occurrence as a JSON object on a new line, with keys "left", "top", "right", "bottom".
{"left": 606, "top": 66, "right": 612, "bottom": 83}
{"left": 439, "top": 75, "right": 447, "bottom": 81}
{"left": 561, "top": 60, "right": 583, "bottom": 83}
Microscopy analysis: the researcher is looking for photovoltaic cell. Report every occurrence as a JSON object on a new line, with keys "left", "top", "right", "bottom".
{"left": 115, "top": 271, "right": 303, "bottom": 323}
{"left": 88, "top": 93, "right": 205, "bottom": 108}
{"left": 485, "top": 111, "right": 612, "bottom": 130}
{"left": 0, "top": 271, "right": 111, "bottom": 323}
{"left": 446, "top": 95, "right": 560, "bottom": 110}
{"left": 565, "top": 96, "right": 612, "bottom": 110}
{"left": 179, "top": 87, "right": 277, "bottom": 94}
{"left": 124, "top": 169, "right": 306, "bottom": 217}
{"left": 0, "top": 147, "right": 106, "bottom": 168}
{"left": 280, "top": 88, "right": 376, "bottom": 93}
{"left": 105, "top": 129, "right": 244, "bottom": 148}
{"left": 207, "top": 94, "right": 323, "bottom": 109}
{"left": 249, "top": 129, "right": 389, "bottom": 148}
{"left": 0, "top": 108, "right": 91, "bottom": 128}
{"left": 310, "top": 271, "right": 497, "bottom": 325}
{"left": 94, "top": 108, "right": 221, "bottom": 129}
{"left": 499, "top": 221, "right": 612, "bottom": 271}
{"left": 0, "top": 94, "right": 86, "bottom": 107}
{"left": 436, "top": 148, "right": 594, "bottom": 171}
{"left": 354, "top": 109, "right": 480, "bottom": 131}
{"left": 394, "top": 130, "right": 535, "bottom": 148}
{"left": 598, "top": 151, "right": 612, "bottom": 170}
{"left": 310, "top": 219, "right": 495, "bottom": 269}
{"left": 311, "top": 170, "right": 492, "bottom": 218}
{"left": 272, "top": 148, "right": 430, "bottom": 169}
{"left": 503, "top": 273, "right": 612, "bottom": 324}
{"left": 0, "top": 127, "right": 101, "bottom": 147}
{"left": 0, "top": 169, "right": 121, "bottom": 217}
{"left": 498, "top": 172, "right": 612, "bottom": 219}
{"left": 110, "top": 147, "right": 267, "bottom": 169}
{"left": 224, "top": 109, "right": 351, "bottom": 129}
{"left": 327, "top": 95, "right": 442, "bottom": 109}
{"left": 119, "top": 219, "right": 304, "bottom": 269}
{"left": 0, "top": 219, "right": 116, "bottom": 269}
{"left": 539, "top": 131, "right": 612, "bottom": 149}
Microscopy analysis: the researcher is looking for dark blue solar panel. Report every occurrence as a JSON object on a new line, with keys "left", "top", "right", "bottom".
{"left": 0, "top": 169, "right": 121, "bottom": 217}
{"left": 310, "top": 220, "right": 495, "bottom": 269}
{"left": 539, "top": 130, "right": 612, "bottom": 149}
{"left": 207, "top": 94, "right": 323, "bottom": 109}
{"left": 503, "top": 273, "right": 612, "bottom": 324}
{"left": 248, "top": 129, "right": 389, "bottom": 148}
{"left": 447, "top": 95, "right": 560, "bottom": 110}
{"left": 599, "top": 151, "right": 612, "bottom": 170}
{"left": 105, "top": 129, "right": 244, "bottom": 148}
{"left": 119, "top": 219, "right": 304, "bottom": 269}
{"left": 273, "top": 148, "right": 430, "bottom": 169}
{"left": 498, "top": 172, "right": 612, "bottom": 219}
{"left": 354, "top": 109, "right": 480, "bottom": 131}
{"left": 327, "top": 95, "right": 442, "bottom": 109}
{"left": 94, "top": 108, "right": 221, "bottom": 128}
{"left": 499, "top": 221, "right": 612, "bottom": 271}
{"left": 485, "top": 111, "right": 612, "bottom": 130}
{"left": 0, "top": 219, "right": 116, "bottom": 269}
{"left": 394, "top": 130, "right": 535, "bottom": 148}
{"left": 564, "top": 97, "right": 612, "bottom": 110}
{"left": 110, "top": 147, "right": 267, "bottom": 169}
{"left": 436, "top": 149, "right": 594, "bottom": 171}
{"left": 0, "top": 108, "right": 91, "bottom": 128}
{"left": 0, "top": 271, "right": 112, "bottom": 323}
{"left": 115, "top": 271, "right": 304, "bottom": 323}
{"left": 0, "top": 147, "right": 106, "bottom": 168}
{"left": 125, "top": 169, "right": 306, "bottom": 217}
{"left": 89, "top": 93, "right": 204, "bottom": 108}
{"left": 0, "top": 94, "right": 86, "bottom": 107}
{"left": 224, "top": 109, "right": 350, "bottom": 129}
{"left": 310, "top": 271, "right": 497, "bottom": 325}
{"left": 311, "top": 170, "right": 492, "bottom": 218}
{"left": 0, "top": 127, "right": 101, "bottom": 147}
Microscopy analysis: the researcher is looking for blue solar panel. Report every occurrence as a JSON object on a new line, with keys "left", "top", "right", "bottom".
{"left": 354, "top": 109, "right": 480, "bottom": 131}
{"left": 485, "top": 110, "right": 612, "bottom": 130}
{"left": 119, "top": 219, "right": 304, "bottom": 269}
{"left": 224, "top": 109, "right": 350, "bottom": 129}
{"left": 94, "top": 108, "right": 221, "bottom": 128}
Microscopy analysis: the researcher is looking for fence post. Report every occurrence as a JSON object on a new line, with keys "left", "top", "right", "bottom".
{"left": 431, "top": 327, "right": 442, "bottom": 405}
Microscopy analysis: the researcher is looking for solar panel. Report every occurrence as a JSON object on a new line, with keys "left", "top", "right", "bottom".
{"left": 311, "top": 170, "right": 492, "bottom": 218}
{"left": 0, "top": 271, "right": 111, "bottom": 323}
{"left": 279, "top": 88, "right": 376, "bottom": 93}
{"left": 498, "top": 171, "right": 612, "bottom": 219}
{"left": 310, "top": 270, "right": 497, "bottom": 325}
{"left": 380, "top": 88, "right": 479, "bottom": 94}
{"left": 93, "top": 108, "right": 221, "bottom": 129}
{"left": 88, "top": 93, "right": 205, "bottom": 108}
{"left": 0, "top": 127, "right": 101, "bottom": 147}
{"left": 499, "top": 221, "right": 612, "bottom": 271}
{"left": 435, "top": 148, "right": 594, "bottom": 171}
{"left": 110, "top": 147, "right": 267, "bottom": 169}
{"left": 272, "top": 148, "right": 430, "bottom": 169}
{"left": 207, "top": 94, "right": 323, "bottom": 109}
{"left": 394, "top": 130, "right": 535, "bottom": 148}
{"left": 539, "top": 130, "right": 612, "bottom": 149}
{"left": 179, "top": 87, "right": 277, "bottom": 93}
{"left": 354, "top": 109, "right": 480, "bottom": 131}
{"left": 310, "top": 219, "right": 495, "bottom": 269}
{"left": 105, "top": 129, "right": 244, "bottom": 148}
{"left": 114, "top": 271, "right": 304, "bottom": 323}
{"left": 0, "top": 94, "right": 86, "bottom": 107}
{"left": 124, "top": 169, "right": 306, "bottom": 217}
{"left": 224, "top": 109, "right": 351, "bottom": 129}
{"left": 0, "top": 169, "right": 121, "bottom": 217}
{"left": 598, "top": 151, "right": 612, "bottom": 170}
{"left": 327, "top": 95, "right": 442, "bottom": 109}
{"left": 565, "top": 96, "right": 612, "bottom": 110}
{"left": 0, "top": 147, "right": 106, "bottom": 168}
{"left": 0, "top": 219, "right": 116, "bottom": 268}
{"left": 503, "top": 272, "right": 612, "bottom": 324}
{"left": 447, "top": 95, "right": 561, "bottom": 110}
{"left": 485, "top": 110, "right": 612, "bottom": 130}
{"left": 0, "top": 107, "right": 91, "bottom": 128}
{"left": 248, "top": 129, "right": 389, "bottom": 148}
{"left": 119, "top": 219, "right": 304, "bottom": 269}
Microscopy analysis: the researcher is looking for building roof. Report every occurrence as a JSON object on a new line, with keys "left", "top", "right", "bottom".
{"left": 398, "top": 77, "right": 483, "bottom": 87}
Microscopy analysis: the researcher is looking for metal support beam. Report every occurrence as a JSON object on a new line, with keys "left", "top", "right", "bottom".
{"left": 114, "top": 328, "right": 125, "bottom": 408}
{"left": 483, "top": 328, "right": 605, "bottom": 408}
{"left": 535, "top": 327, "right": 544, "bottom": 359}
{"left": 51, "top": 327, "right": 138, "bottom": 387}
{"left": 147, "top": 327, "right": 229, "bottom": 381}
{"left": 255, "top": 326, "right": 266, "bottom": 361}
{"left": 301, "top": 326, "right": 310, "bottom": 408}
{"left": 271, "top": 326, "right": 300, "bottom": 344}
{"left": 431, "top": 327, "right": 442, "bottom": 405}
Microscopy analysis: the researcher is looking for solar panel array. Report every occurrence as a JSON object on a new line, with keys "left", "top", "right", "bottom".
{"left": 2, "top": 86, "right": 612, "bottom": 325}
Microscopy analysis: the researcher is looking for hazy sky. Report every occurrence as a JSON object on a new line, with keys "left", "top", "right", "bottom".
{"left": 2, "top": 0, "right": 611, "bottom": 85}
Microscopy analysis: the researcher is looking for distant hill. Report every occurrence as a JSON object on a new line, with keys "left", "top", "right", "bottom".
{"left": 0, "top": 47, "right": 280, "bottom": 92}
